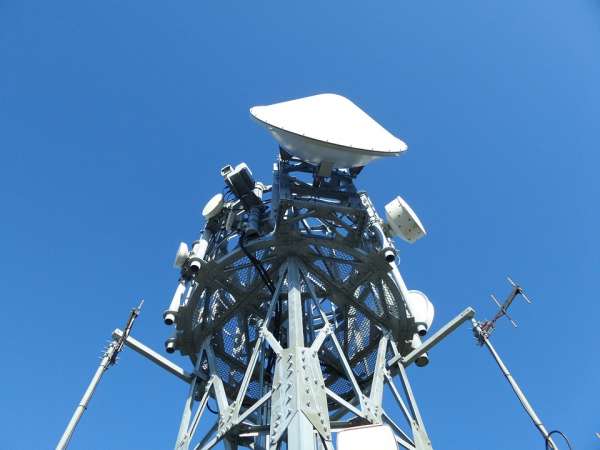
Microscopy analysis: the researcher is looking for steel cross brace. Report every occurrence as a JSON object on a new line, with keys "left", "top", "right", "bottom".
{"left": 299, "top": 260, "right": 430, "bottom": 449}
{"left": 171, "top": 264, "right": 292, "bottom": 450}
{"left": 164, "top": 261, "right": 475, "bottom": 450}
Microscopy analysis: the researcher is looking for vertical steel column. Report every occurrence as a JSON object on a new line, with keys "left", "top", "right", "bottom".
{"left": 285, "top": 258, "right": 316, "bottom": 450}
{"left": 175, "top": 358, "right": 203, "bottom": 450}
{"left": 388, "top": 341, "right": 433, "bottom": 450}
{"left": 287, "top": 258, "right": 305, "bottom": 349}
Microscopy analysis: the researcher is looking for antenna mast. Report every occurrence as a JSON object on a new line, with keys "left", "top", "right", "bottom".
{"left": 472, "top": 279, "right": 559, "bottom": 450}
{"left": 56, "top": 300, "right": 144, "bottom": 450}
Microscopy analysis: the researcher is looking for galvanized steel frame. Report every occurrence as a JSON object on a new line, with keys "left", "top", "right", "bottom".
{"left": 166, "top": 158, "right": 471, "bottom": 450}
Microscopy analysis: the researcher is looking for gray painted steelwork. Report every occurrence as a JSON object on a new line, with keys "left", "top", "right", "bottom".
{"left": 161, "top": 155, "right": 475, "bottom": 450}
{"left": 112, "top": 328, "right": 195, "bottom": 383}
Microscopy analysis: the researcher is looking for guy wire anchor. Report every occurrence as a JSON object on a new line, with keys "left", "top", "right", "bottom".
{"left": 476, "top": 276, "right": 531, "bottom": 343}
{"left": 56, "top": 300, "right": 144, "bottom": 450}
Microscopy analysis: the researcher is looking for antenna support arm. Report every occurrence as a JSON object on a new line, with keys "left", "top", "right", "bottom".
{"left": 388, "top": 307, "right": 476, "bottom": 368}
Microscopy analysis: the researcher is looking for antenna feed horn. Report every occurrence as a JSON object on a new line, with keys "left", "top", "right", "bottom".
{"left": 165, "top": 337, "right": 177, "bottom": 354}
{"left": 188, "top": 257, "right": 202, "bottom": 274}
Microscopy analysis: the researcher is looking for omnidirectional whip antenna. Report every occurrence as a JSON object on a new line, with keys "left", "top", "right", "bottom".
{"left": 56, "top": 300, "right": 144, "bottom": 450}
{"left": 111, "top": 299, "right": 144, "bottom": 364}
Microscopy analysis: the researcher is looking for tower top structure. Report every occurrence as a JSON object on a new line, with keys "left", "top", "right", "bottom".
{"left": 163, "top": 93, "right": 440, "bottom": 450}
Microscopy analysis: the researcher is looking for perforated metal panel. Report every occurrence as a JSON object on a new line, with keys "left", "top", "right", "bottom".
{"left": 170, "top": 158, "right": 418, "bottom": 409}
{"left": 174, "top": 238, "right": 413, "bottom": 405}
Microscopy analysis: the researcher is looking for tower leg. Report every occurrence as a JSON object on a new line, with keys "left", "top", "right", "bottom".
{"left": 397, "top": 363, "right": 433, "bottom": 450}
{"left": 276, "top": 257, "right": 314, "bottom": 450}
{"left": 287, "top": 412, "right": 315, "bottom": 450}
{"left": 268, "top": 258, "right": 329, "bottom": 450}
{"left": 386, "top": 341, "right": 434, "bottom": 450}
{"left": 175, "top": 359, "right": 205, "bottom": 450}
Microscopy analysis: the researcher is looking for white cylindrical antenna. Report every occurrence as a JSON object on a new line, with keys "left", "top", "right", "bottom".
{"left": 163, "top": 280, "right": 186, "bottom": 325}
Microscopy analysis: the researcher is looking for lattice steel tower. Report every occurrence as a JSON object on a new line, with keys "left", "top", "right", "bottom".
{"left": 164, "top": 94, "right": 446, "bottom": 450}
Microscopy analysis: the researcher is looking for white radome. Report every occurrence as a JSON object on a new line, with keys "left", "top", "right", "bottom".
{"left": 202, "top": 193, "right": 224, "bottom": 220}
{"left": 385, "top": 195, "right": 426, "bottom": 243}
{"left": 173, "top": 242, "right": 190, "bottom": 268}
{"left": 406, "top": 290, "right": 435, "bottom": 336}
{"left": 250, "top": 93, "right": 407, "bottom": 168}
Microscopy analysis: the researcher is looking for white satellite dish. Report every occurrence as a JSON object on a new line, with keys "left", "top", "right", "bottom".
{"left": 250, "top": 93, "right": 407, "bottom": 168}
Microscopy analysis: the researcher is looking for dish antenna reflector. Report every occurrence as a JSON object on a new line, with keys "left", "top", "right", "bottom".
{"left": 250, "top": 93, "right": 407, "bottom": 168}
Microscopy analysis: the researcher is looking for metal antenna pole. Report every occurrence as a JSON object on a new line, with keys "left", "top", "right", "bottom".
{"left": 473, "top": 279, "right": 560, "bottom": 449}
{"left": 472, "top": 320, "right": 558, "bottom": 450}
{"left": 56, "top": 300, "right": 144, "bottom": 450}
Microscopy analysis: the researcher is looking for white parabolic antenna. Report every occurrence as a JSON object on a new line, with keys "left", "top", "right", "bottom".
{"left": 250, "top": 93, "right": 407, "bottom": 168}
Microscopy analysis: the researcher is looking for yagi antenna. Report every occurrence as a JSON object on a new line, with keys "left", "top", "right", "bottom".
{"left": 477, "top": 276, "right": 531, "bottom": 342}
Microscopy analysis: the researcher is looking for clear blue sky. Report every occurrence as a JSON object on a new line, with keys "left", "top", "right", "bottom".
{"left": 1, "top": 1, "right": 598, "bottom": 449}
